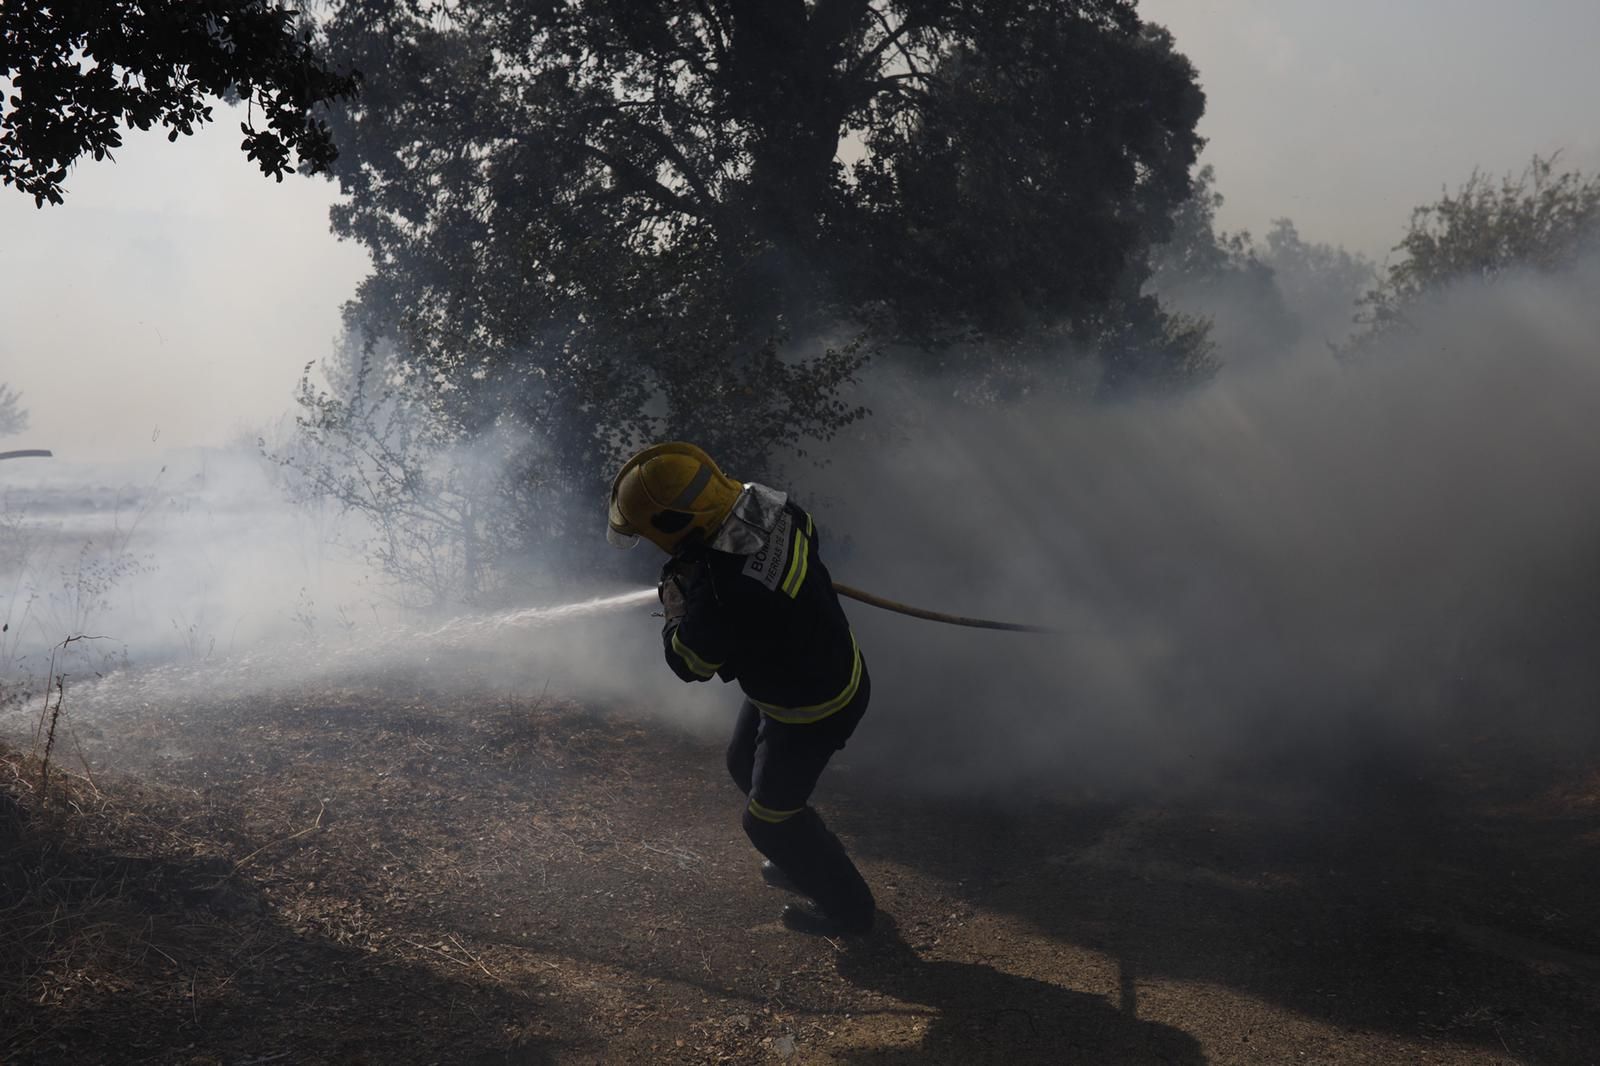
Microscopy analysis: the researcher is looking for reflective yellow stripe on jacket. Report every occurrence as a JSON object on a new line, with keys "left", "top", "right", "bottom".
{"left": 780, "top": 513, "right": 813, "bottom": 599}
{"left": 671, "top": 629, "right": 722, "bottom": 678}
{"left": 751, "top": 633, "right": 861, "bottom": 724}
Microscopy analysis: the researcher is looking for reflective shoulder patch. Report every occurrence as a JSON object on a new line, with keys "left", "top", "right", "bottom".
{"left": 740, "top": 508, "right": 793, "bottom": 592}
{"left": 709, "top": 482, "right": 789, "bottom": 555}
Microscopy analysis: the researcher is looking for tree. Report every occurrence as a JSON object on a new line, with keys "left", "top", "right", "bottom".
{"left": 1148, "top": 165, "right": 1294, "bottom": 366}
{"left": 1, "top": 1, "right": 360, "bottom": 206}
{"left": 1149, "top": 168, "right": 1374, "bottom": 364}
{"left": 1356, "top": 155, "right": 1600, "bottom": 343}
{"left": 1150, "top": 165, "right": 1250, "bottom": 287}
{"left": 1256, "top": 219, "right": 1372, "bottom": 346}
{"left": 270, "top": 346, "right": 531, "bottom": 608}
{"left": 270, "top": 320, "right": 613, "bottom": 606}
{"left": 319, "top": 0, "right": 1208, "bottom": 497}
{"left": 0, "top": 385, "right": 26, "bottom": 439}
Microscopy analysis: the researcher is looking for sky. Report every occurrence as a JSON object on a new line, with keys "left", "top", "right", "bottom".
{"left": 0, "top": 128, "right": 368, "bottom": 463}
{"left": 1139, "top": 0, "right": 1600, "bottom": 252}
{"left": 4, "top": 0, "right": 1600, "bottom": 460}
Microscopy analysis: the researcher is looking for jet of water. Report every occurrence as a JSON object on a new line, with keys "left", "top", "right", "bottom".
{"left": 423, "top": 588, "right": 658, "bottom": 640}
{"left": 0, "top": 587, "right": 664, "bottom": 730}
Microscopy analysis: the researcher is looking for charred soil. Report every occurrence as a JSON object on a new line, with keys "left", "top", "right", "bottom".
{"left": 2, "top": 676, "right": 1597, "bottom": 1064}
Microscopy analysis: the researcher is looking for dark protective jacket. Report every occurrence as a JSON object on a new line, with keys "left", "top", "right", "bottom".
{"left": 662, "top": 484, "right": 861, "bottom": 723}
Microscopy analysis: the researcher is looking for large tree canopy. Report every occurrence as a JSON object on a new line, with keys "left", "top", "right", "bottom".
{"left": 1, "top": 1, "right": 359, "bottom": 205}
{"left": 319, "top": 0, "right": 1206, "bottom": 494}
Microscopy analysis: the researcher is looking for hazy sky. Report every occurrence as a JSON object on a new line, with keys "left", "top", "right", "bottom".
{"left": 4, "top": 0, "right": 1599, "bottom": 460}
{"left": 0, "top": 127, "right": 368, "bottom": 462}
{"left": 1141, "top": 0, "right": 1600, "bottom": 250}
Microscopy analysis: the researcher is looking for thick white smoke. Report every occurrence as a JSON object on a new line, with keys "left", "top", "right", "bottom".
{"left": 8, "top": 259, "right": 1600, "bottom": 800}
{"left": 794, "top": 257, "right": 1600, "bottom": 797}
{"left": 0, "top": 448, "right": 709, "bottom": 733}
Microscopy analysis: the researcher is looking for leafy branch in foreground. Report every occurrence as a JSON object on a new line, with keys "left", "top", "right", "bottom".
{"left": 2, "top": 1, "right": 360, "bottom": 205}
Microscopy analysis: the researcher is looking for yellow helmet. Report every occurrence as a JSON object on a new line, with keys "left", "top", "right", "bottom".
{"left": 607, "top": 442, "right": 743, "bottom": 553}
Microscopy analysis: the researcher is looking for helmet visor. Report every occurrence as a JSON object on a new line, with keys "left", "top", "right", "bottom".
{"left": 606, "top": 480, "right": 641, "bottom": 548}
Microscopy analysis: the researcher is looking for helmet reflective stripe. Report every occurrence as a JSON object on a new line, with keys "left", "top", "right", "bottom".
{"left": 668, "top": 464, "right": 714, "bottom": 510}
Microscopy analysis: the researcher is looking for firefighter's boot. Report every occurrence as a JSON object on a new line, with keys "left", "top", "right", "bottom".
{"left": 761, "top": 860, "right": 803, "bottom": 894}
{"left": 743, "top": 806, "right": 875, "bottom": 934}
{"left": 781, "top": 900, "right": 873, "bottom": 937}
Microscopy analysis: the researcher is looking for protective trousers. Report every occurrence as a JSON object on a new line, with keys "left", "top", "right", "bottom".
{"left": 725, "top": 664, "right": 874, "bottom": 930}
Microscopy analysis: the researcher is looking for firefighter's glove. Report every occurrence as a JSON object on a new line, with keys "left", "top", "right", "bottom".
{"left": 658, "top": 572, "right": 688, "bottom": 622}
{"left": 659, "top": 556, "right": 711, "bottom": 622}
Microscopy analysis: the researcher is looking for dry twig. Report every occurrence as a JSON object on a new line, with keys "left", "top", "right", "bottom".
{"left": 447, "top": 932, "right": 500, "bottom": 981}
{"left": 233, "top": 800, "right": 327, "bottom": 871}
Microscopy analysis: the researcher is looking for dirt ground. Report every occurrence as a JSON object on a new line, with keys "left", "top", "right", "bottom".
{"left": 2, "top": 671, "right": 1597, "bottom": 1065}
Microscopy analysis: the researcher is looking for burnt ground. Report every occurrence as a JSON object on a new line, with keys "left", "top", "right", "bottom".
{"left": 1, "top": 674, "right": 1597, "bottom": 1065}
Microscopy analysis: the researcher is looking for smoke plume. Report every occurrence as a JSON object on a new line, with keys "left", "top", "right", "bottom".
{"left": 792, "top": 257, "right": 1600, "bottom": 797}
{"left": 7, "top": 260, "right": 1600, "bottom": 804}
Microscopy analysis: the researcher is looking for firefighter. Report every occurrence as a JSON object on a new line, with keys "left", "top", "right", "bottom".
{"left": 607, "top": 442, "right": 875, "bottom": 936}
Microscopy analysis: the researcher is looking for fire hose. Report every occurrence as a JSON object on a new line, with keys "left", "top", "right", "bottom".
{"left": 657, "top": 575, "right": 1054, "bottom": 633}
{"left": 832, "top": 582, "right": 1056, "bottom": 634}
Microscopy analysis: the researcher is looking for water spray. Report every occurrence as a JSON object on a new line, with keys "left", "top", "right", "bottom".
{"left": 423, "top": 588, "right": 659, "bottom": 639}
{"left": 0, "top": 579, "right": 1045, "bottom": 725}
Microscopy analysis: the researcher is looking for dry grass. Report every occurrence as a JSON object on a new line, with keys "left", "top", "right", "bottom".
{"left": 3, "top": 677, "right": 1598, "bottom": 1065}
{"left": 1, "top": 742, "right": 241, "bottom": 1061}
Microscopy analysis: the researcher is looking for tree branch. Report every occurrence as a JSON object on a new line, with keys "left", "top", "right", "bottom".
{"left": 579, "top": 143, "right": 708, "bottom": 222}
{"left": 849, "top": 7, "right": 926, "bottom": 84}
{"left": 625, "top": 119, "right": 717, "bottom": 214}
{"left": 690, "top": 0, "right": 734, "bottom": 68}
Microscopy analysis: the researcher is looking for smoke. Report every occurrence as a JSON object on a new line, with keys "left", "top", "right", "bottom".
{"left": 7, "top": 256, "right": 1600, "bottom": 804}
{"left": 0, "top": 447, "right": 710, "bottom": 735}
{"left": 791, "top": 257, "right": 1600, "bottom": 797}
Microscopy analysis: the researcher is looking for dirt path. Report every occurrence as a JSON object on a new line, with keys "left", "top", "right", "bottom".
{"left": 3, "top": 676, "right": 1597, "bottom": 1064}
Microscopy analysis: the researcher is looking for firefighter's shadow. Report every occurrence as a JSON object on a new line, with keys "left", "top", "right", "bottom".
{"left": 834, "top": 913, "right": 1204, "bottom": 1065}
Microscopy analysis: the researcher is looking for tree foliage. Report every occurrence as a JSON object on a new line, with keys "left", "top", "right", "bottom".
{"left": 1148, "top": 165, "right": 1293, "bottom": 365}
{"left": 1256, "top": 219, "right": 1371, "bottom": 345}
{"left": 1151, "top": 167, "right": 1373, "bottom": 364}
{"left": 1358, "top": 156, "right": 1600, "bottom": 341}
{"left": 270, "top": 344, "right": 537, "bottom": 607}
{"left": 320, "top": 0, "right": 1207, "bottom": 495}
{"left": 1, "top": 1, "right": 359, "bottom": 206}
{"left": 0, "top": 385, "right": 26, "bottom": 439}
{"left": 1150, "top": 165, "right": 1251, "bottom": 286}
